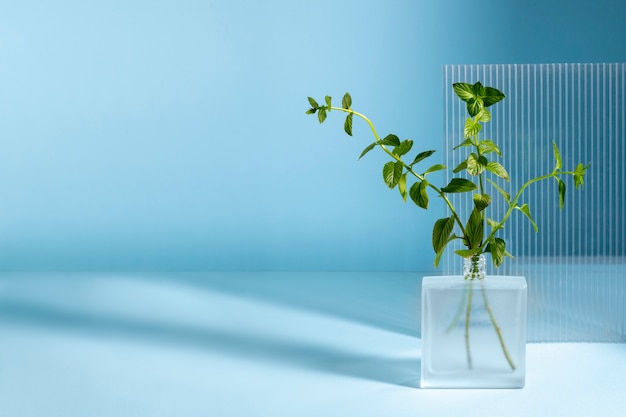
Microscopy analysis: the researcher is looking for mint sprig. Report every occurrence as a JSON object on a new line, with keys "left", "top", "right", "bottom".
{"left": 307, "top": 84, "right": 590, "bottom": 268}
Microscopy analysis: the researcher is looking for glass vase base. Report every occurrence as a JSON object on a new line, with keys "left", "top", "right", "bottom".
{"left": 420, "top": 275, "right": 527, "bottom": 389}
{"left": 420, "top": 370, "right": 525, "bottom": 389}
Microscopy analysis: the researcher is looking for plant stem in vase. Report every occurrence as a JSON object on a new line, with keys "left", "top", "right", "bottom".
{"left": 305, "top": 83, "right": 589, "bottom": 388}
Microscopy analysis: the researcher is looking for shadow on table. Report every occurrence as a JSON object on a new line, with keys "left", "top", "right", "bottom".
{"left": 151, "top": 271, "right": 425, "bottom": 338}
{"left": 0, "top": 299, "right": 421, "bottom": 388}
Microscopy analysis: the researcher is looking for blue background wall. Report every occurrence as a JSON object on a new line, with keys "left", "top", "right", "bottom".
{"left": 0, "top": 0, "right": 624, "bottom": 271}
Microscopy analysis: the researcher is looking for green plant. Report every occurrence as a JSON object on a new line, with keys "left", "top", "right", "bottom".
{"left": 308, "top": 83, "right": 589, "bottom": 372}
{"left": 306, "top": 83, "right": 589, "bottom": 270}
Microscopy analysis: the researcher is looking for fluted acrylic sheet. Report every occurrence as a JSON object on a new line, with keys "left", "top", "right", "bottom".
{"left": 442, "top": 63, "right": 625, "bottom": 342}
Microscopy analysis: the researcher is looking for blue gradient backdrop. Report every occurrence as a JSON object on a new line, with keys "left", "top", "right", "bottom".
{"left": 0, "top": 0, "right": 624, "bottom": 271}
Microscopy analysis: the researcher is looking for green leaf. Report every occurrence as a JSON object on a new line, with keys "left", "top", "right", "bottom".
{"left": 453, "top": 82, "right": 505, "bottom": 117}
{"left": 466, "top": 153, "right": 488, "bottom": 176}
{"left": 553, "top": 141, "right": 562, "bottom": 172}
{"left": 433, "top": 247, "right": 446, "bottom": 268}
{"left": 382, "top": 162, "right": 396, "bottom": 189}
{"left": 307, "top": 97, "right": 320, "bottom": 109}
{"left": 464, "top": 118, "right": 482, "bottom": 138}
{"left": 486, "top": 161, "right": 510, "bottom": 181}
{"left": 305, "top": 108, "right": 317, "bottom": 115}
{"left": 467, "top": 100, "right": 483, "bottom": 117}
{"left": 410, "top": 150, "right": 436, "bottom": 166}
{"left": 453, "top": 160, "right": 468, "bottom": 173}
{"left": 344, "top": 113, "right": 353, "bottom": 136}
{"left": 393, "top": 139, "right": 413, "bottom": 156}
{"left": 454, "top": 248, "right": 483, "bottom": 258}
{"left": 398, "top": 173, "right": 408, "bottom": 202}
{"left": 383, "top": 161, "right": 403, "bottom": 189}
{"left": 486, "top": 177, "right": 510, "bottom": 202}
{"left": 342, "top": 92, "right": 352, "bottom": 109}
{"left": 557, "top": 177, "right": 566, "bottom": 209}
{"left": 409, "top": 180, "right": 429, "bottom": 209}
{"left": 482, "top": 87, "right": 506, "bottom": 107}
{"left": 486, "top": 218, "right": 500, "bottom": 229}
{"left": 358, "top": 142, "right": 377, "bottom": 160}
{"left": 453, "top": 83, "right": 475, "bottom": 102}
{"left": 441, "top": 178, "right": 478, "bottom": 193}
{"left": 515, "top": 203, "right": 539, "bottom": 233}
{"left": 325, "top": 95, "right": 332, "bottom": 109}
{"left": 380, "top": 134, "right": 401, "bottom": 146}
{"left": 424, "top": 164, "right": 446, "bottom": 175}
{"left": 432, "top": 216, "right": 455, "bottom": 254}
{"left": 465, "top": 207, "right": 484, "bottom": 249}
{"left": 433, "top": 234, "right": 460, "bottom": 267}
{"left": 472, "top": 81, "right": 486, "bottom": 98}
{"left": 317, "top": 108, "right": 327, "bottom": 124}
{"left": 478, "top": 140, "right": 502, "bottom": 156}
{"left": 574, "top": 162, "right": 590, "bottom": 189}
{"left": 485, "top": 237, "right": 507, "bottom": 267}
{"left": 473, "top": 193, "right": 492, "bottom": 211}
{"left": 453, "top": 138, "right": 473, "bottom": 150}
{"left": 477, "top": 108, "right": 491, "bottom": 122}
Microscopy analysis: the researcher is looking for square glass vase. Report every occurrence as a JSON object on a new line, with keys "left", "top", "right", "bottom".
{"left": 421, "top": 275, "right": 527, "bottom": 388}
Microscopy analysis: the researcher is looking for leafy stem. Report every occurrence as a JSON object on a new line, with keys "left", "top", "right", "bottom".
{"left": 307, "top": 84, "right": 589, "bottom": 374}
{"left": 480, "top": 167, "right": 585, "bottom": 254}
{"left": 306, "top": 85, "right": 589, "bottom": 269}
{"left": 325, "top": 103, "right": 469, "bottom": 239}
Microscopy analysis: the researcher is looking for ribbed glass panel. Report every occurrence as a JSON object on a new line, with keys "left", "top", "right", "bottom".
{"left": 442, "top": 64, "right": 625, "bottom": 342}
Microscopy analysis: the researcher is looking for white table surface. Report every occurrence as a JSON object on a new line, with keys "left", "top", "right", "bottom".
{"left": 0, "top": 272, "right": 624, "bottom": 417}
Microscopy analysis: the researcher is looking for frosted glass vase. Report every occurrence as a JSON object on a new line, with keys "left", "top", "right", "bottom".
{"left": 421, "top": 256, "right": 527, "bottom": 388}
